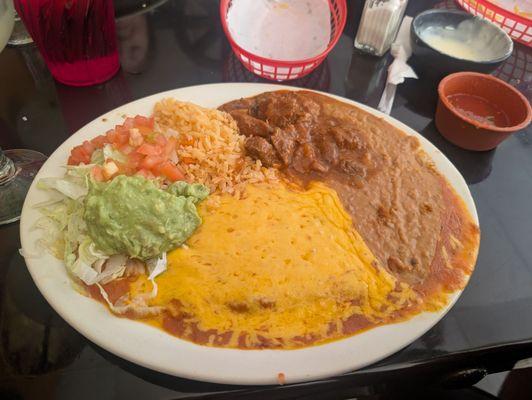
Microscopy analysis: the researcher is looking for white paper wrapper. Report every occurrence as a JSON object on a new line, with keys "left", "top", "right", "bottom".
{"left": 226, "top": 0, "right": 331, "bottom": 61}
{"left": 377, "top": 16, "right": 418, "bottom": 115}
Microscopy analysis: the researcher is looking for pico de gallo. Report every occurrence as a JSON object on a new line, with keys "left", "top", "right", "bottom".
{"left": 68, "top": 115, "right": 185, "bottom": 182}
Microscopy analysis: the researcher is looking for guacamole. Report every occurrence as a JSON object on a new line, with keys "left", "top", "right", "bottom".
{"left": 84, "top": 175, "right": 208, "bottom": 260}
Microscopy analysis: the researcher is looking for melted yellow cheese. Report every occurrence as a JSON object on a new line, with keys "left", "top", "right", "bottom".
{"left": 146, "top": 182, "right": 418, "bottom": 348}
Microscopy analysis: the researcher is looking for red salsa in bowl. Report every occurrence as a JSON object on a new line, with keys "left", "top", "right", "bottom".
{"left": 447, "top": 94, "right": 510, "bottom": 128}
{"left": 435, "top": 72, "right": 531, "bottom": 151}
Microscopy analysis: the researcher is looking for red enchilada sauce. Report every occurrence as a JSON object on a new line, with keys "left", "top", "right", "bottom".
{"left": 448, "top": 93, "right": 510, "bottom": 127}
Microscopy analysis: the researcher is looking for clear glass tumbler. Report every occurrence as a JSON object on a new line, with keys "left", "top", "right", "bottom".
{"left": 0, "top": 148, "right": 46, "bottom": 225}
{"left": 0, "top": 0, "right": 15, "bottom": 51}
{"left": 14, "top": 0, "right": 120, "bottom": 86}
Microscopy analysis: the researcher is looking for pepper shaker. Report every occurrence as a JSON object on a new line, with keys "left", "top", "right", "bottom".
{"left": 354, "top": 0, "right": 408, "bottom": 56}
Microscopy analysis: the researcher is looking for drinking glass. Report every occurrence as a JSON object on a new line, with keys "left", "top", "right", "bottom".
{"left": 14, "top": 0, "right": 120, "bottom": 86}
{"left": 0, "top": 148, "right": 46, "bottom": 225}
{"left": 0, "top": 0, "right": 15, "bottom": 51}
{"left": 7, "top": 10, "right": 34, "bottom": 46}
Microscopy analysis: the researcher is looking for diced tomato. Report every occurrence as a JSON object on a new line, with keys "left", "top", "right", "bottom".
{"left": 126, "top": 152, "right": 144, "bottom": 169}
{"left": 70, "top": 146, "right": 85, "bottom": 159}
{"left": 136, "top": 168, "right": 155, "bottom": 179}
{"left": 91, "top": 165, "right": 105, "bottom": 181}
{"left": 137, "top": 143, "right": 162, "bottom": 156}
{"left": 163, "top": 137, "right": 177, "bottom": 158}
{"left": 134, "top": 115, "right": 152, "bottom": 127}
{"left": 70, "top": 146, "right": 90, "bottom": 165}
{"left": 69, "top": 114, "right": 181, "bottom": 182}
{"left": 91, "top": 135, "right": 108, "bottom": 148}
{"left": 117, "top": 160, "right": 132, "bottom": 174}
{"left": 114, "top": 123, "right": 129, "bottom": 134}
{"left": 140, "top": 155, "right": 164, "bottom": 170}
{"left": 81, "top": 140, "right": 96, "bottom": 156}
{"left": 106, "top": 129, "right": 117, "bottom": 142}
{"left": 155, "top": 134, "right": 167, "bottom": 147}
{"left": 123, "top": 117, "right": 135, "bottom": 129}
{"left": 136, "top": 126, "right": 153, "bottom": 137}
{"left": 158, "top": 161, "right": 185, "bottom": 182}
{"left": 119, "top": 144, "right": 135, "bottom": 155}
{"left": 113, "top": 131, "right": 129, "bottom": 146}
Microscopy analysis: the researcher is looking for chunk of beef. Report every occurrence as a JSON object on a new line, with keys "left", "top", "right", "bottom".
{"left": 254, "top": 92, "right": 320, "bottom": 127}
{"left": 316, "top": 134, "right": 339, "bottom": 166}
{"left": 244, "top": 136, "right": 280, "bottom": 167}
{"left": 218, "top": 98, "right": 255, "bottom": 113}
{"left": 229, "top": 109, "right": 272, "bottom": 138}
{"left": 292, "top": 143, "right": 328, "bottom": 173}
{"left": 338, "top": 152, "right": 367, "bottom": 178}
{"left": 292, "top": 145, "right": 312, "bottom": 173}
{"left": 294, "top": 121, "right": 312, "bottom": 143}
{"left": 330, "top": 126, "right": 366, "bottom": 151}
{"left": 271, "top": 127, "right": 297, "bottom": 165}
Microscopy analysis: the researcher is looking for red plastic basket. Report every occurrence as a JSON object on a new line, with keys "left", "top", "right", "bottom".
{"left": 223, "top": 53, "right": 332, "bottom": 91}
{"left": 455, "top": 0, "right": 532, "bottom": 47}
{"left": 493, "top": 40, "right": 531, "bottom": 84}
{"left": 220, "top": 0, "right": 347, "bottom": 81}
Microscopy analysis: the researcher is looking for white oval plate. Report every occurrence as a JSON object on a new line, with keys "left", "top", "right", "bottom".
{"left": 20, "top": 83, "right": 478, "bottom": 386}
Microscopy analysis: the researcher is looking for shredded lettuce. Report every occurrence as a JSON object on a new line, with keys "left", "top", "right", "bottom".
{"left": 103, "top": 144, "right": 128, "bottom": 163}
{"left": 34, "top": 166, "right": 111, "bottom": 285}
{"left": 96, "top": 254, "right": 128, "bottom": 284}
{"left": 146, "top": 252, "right": 167, "bottom": 297}
{"left": 90, "top": 149, "right": 104, "bottom": 165}
{"left": 34, "top": 162, "right": 173, "bottom": 292}
{"left": 36, "top": 164, "right": 96, "bottom": 201}
{"left": 69, "top": 237, "right": 111, "bottom": 285}
{"left": 65, "top": 164, "right": 96, "bottom": 178}
{"left": 90, "top": 144, "right": 128, "bottom": 165}
{"left": 147, "top": 252, "right": 167, "bottom": 280}
{"left": 37, "top": 177, "right": 87, "bottom": 200}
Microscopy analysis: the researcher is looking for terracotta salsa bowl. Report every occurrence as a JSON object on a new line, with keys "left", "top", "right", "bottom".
{"left": 436, "top": 72, "right": 531, "bottom": 151}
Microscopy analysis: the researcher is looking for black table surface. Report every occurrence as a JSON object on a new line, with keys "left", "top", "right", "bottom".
{"left": 1, "top": 0, "right": 531, "bottom": 399}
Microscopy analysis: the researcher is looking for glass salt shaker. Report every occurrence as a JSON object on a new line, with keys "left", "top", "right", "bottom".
{"left": 354, "top": 0, "right": 408, "bottom": 57}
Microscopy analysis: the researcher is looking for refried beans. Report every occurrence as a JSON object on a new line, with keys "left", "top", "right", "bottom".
{"left": 219, "top": 90, "right": 480, "bottom": 292}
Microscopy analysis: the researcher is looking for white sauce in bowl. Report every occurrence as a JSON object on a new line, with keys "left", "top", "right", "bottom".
{"left": 420, "top": 19, "right": 509, "bottom": 62}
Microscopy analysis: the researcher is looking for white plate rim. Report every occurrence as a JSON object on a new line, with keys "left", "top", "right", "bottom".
{"left": 20, "top": 83, "right": 479, "bottom": 386}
